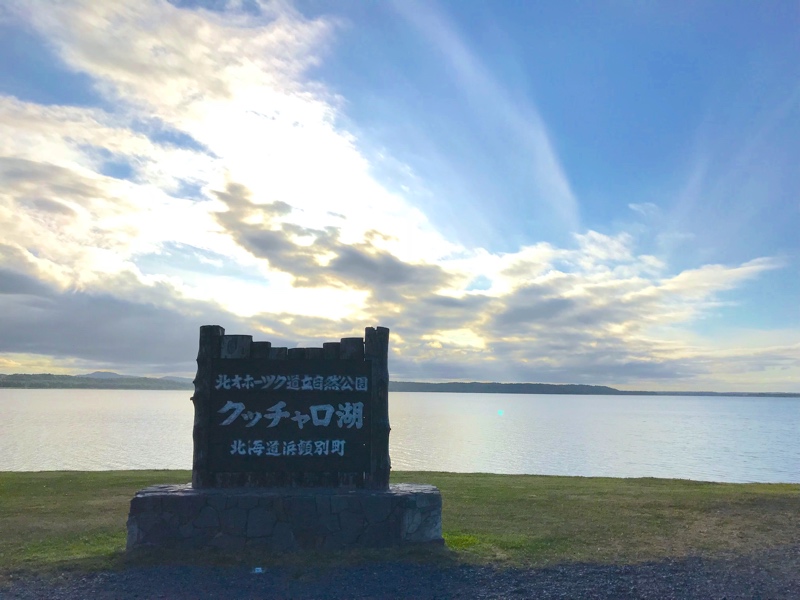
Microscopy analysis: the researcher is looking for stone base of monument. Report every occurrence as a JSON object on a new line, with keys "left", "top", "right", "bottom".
{"left": 126, "top": 483, "right": 443, "bottom": 552}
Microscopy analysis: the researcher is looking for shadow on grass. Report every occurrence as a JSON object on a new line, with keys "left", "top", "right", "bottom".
{"left": 5, "top": 543, "right": 460, "bottom": 582}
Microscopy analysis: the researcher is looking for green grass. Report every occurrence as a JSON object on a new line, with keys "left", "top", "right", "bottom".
{"left": 0, "top": 471, "right": 190, "bottom": 575}
{"left": 1, "top": 470, "right": 798, "bottom": 577}
{"left": 393, "top": 472, "right": 800, "bottom": 566}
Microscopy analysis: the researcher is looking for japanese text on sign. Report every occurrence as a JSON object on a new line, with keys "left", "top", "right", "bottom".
{"left": 229, "top": 439, "right": 346, "bottom": 457}
{"left": 217, "top": 401, "right": 364, "bottom": 430}
{"left": 214, "top": 374, "right": 368, "bottom": 392}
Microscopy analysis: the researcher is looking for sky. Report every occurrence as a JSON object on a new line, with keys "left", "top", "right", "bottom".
{"left": 0, "top": 0, "right": 798, "bottom": 392}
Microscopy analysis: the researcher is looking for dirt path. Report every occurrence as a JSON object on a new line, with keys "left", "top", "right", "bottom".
{"left": 3, "top": 545, "right": 799, "bottom": 599}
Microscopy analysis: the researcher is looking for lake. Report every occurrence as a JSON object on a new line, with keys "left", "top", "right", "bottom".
{"left": 1, "top": 390, "right": 798, "bottom": 483}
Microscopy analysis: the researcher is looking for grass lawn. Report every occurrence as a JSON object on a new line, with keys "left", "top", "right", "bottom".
{"left": 1, "top": 470, "right": 798, "bottom": 576}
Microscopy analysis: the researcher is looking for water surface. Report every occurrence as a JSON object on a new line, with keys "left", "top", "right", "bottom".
{"left": 1, "top": 390, "right": 797, "bottom": 482}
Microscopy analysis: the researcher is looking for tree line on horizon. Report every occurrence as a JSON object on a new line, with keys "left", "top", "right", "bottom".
{"left": 0, "top": 373, "right": 193, "bottom": 390}
{"left": 0, "top": 373, "right": 797, "bottom": 396}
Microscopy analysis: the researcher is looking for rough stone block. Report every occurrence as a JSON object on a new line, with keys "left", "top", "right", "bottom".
{"left": 330, "top": 495, "right": 349, "bottom": 514}
{"left": 294, "top": 528, "right": 323, "bottom": 549}
{"left": 210, "top": 532, "right": 246, "bottom": 551}
{"left": 360, "top": 523, "right": 392, "bottom": 547}
{"left": 179, "top": 523, "right": 195, "bottom": 539}
{"left": 339, "top": 510, "right": 365, "bottom": 544}
{"left": 271, "top": 522, "right": 296, "bottom": 551}
{"left": 287, "top": 496, "right": 317, "bottom": 526}
{"left": 321, "top": 533, "right": 344, "bottom": 550}
{"left": 363, "top": 495, "right": 393, "bottom": 524}
{"left": 346, "top": 496, "right": 363, "bottom": 512}
{"left": 193, "top": 506, "right": 219, "bottom": 529}
{"left": 191, "top": 528, "right": 213, "bottom": 543}
{"left": 233, "top": 495, "right": 259, "bottom": 511}
{"left": 134, "top": 510, "right": 160, "bottom": 533}
{"left": 316, "top": 495, "right": 331, "bottom": 515}
{"left": 125, "top": 522, "right": 141, "bottom": 548}
{"left": 221, "top": 507, "right": 248, "bottom": 536}
{"left": 245, "top": 537, "right": 270, "bottom": 548}
{"left": 258, "top": 496, "right": 276, "bottom": 509}
{"left": 207, "top": 494, "right": 227, "bottom": 512}
{"left": 272, "top": 497, "right": 288, "bottom": 520}
{"left": 130, "top": 493, "right": 162, "bottom": 513}
{"left": 318, "top": 512, "right": 340, "bottom": 534}
{"left": 402, "top": 509, "right": 423, "bottom": 537}
{"left": 414, "top": 493, "right": 441, "bottom": 509}
{"left": 247, "top": 507, "right": 277, "bottom": 538}
{"left": 162, "top": 493, "right": 204, "bottom": 517}
{"left": 416, "top": 514, "right": 443, "bottom": 542}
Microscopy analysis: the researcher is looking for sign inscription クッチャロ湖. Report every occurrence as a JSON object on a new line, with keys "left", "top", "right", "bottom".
{"left": 207, "top": 358, "right": 372, "bottom": 473}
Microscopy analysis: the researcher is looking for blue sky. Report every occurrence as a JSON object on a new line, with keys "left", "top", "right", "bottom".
{"left": 0, "top": 0, "right": 797, "bottom": 391}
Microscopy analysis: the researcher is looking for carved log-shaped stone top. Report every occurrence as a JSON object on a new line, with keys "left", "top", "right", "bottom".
{"left": 191, "top": 326, "right": 390, "bottom": 490}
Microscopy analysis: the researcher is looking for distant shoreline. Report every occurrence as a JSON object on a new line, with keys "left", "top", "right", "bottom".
{"left": 389, "top": 381, "right": 800, "bottom": 398}
{"left": 0, "top": 373, "right": 797, "bottom": 397}
{"left": 0, "top": 373, "right": 193, "bottom": 391}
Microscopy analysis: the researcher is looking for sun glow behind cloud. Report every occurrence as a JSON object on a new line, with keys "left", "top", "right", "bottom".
{"left": 0, "top": 0, "right": 797, "bottom": 391}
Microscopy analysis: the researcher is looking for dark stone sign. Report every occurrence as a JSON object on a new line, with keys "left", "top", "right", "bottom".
{"left": 191, "top": 325, "right": 391, "bottom": 489}
{"left": 127, "top": 323, "right": 443, "bottom": 552}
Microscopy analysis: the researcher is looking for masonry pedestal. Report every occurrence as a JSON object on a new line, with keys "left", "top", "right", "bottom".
{"left": 126, "top": 483, "right": 443, "bottom": 552}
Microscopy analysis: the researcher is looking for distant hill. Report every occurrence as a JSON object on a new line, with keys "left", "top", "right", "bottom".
{"left": 389, "top": 381, "right": 625, "bottom": 395}
{"left": 80, "top": 371, "right": 127, "bottom": 379}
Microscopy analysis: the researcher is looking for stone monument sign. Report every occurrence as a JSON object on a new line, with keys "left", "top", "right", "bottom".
{"left": 191, "top": 325, "right": 390, "bottom": 489}
{"left": 126, "top": 325, "right": 442, "bottom": 551}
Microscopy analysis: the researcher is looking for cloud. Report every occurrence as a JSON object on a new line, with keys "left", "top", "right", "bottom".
{"left": 211, "top": 180, "right": 454, "bottom": 307}
{"left": 390, "top": 0, "right": 580, "bottom": 234}
{"left": 628, "top": 202, "right": 659, "bottom": 218}
{"left": 17, "top": 196, "right": 76, "bottom": 216}
{"left": 377, "top": 231, "right": 784, "bottom": 389}
{"left": 661, "top": 258, "right": 782, "bottom": 298}
{"left": 0, "top": 357, "right": 22, "bottom": 369}
{"left": 0, "top": 265, "right": 351, "bottom": 374}
{"left": 0, "top": 267, "right": 215, "bottom": 371}
{"left": 0, "top": 154, "right": 218, "bottom": 291}
{"left": 0, "top": 95, "right": 216, "bottom": 191}
{"left": 7, "top": 0, "right": 331, "bottom": 113}
{"left": 0, "top": 265, "right": 53, "bottom": 296}
{"left": 0, "top": 0, "right": 794, "bottom": 391}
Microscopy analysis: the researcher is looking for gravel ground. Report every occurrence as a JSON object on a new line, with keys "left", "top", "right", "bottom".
{"left": 3, "top": 545, "right": 799, "bottom": 599}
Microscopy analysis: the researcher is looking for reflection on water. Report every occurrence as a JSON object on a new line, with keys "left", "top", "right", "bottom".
{"left": 1, "top": 390, "right": 798, "bottom": 482}
{"left": 0, "top": 389, "right": 195, "bottom": 471}
{"left": 390, "top": 393, "right": 800, "bottom": 483}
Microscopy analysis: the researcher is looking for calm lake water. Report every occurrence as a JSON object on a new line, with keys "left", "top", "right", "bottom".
{"left": 1, "top": 390, "right": 798, "bottom": 483}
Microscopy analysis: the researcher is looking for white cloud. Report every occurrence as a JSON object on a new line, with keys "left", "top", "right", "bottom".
{"left": 390, "top": 0, "right": 580, "bottom": 234}
{"left": 661, "top": 258, "right": 781, "bottom": 298}
{"left": 628, "top": 202, "right": 659, "bottom": 217}
{"left": 0, "top": 0, "right": 794, "bottom": 391}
